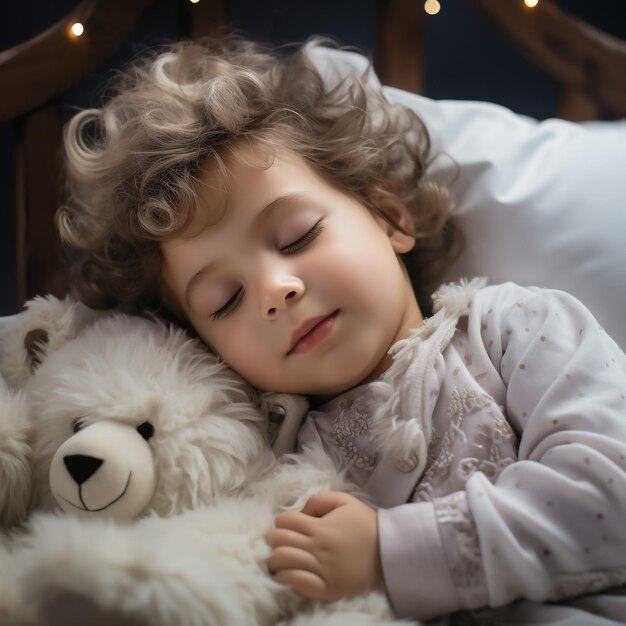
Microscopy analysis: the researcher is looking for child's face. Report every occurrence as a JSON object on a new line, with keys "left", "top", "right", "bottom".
{"left": 161, "top": 143, "right": 423, "bottom": 396}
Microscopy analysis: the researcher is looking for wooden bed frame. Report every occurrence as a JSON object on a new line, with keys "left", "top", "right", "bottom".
{"left": 1, "top": 0, "right": 625, "bottom": 310}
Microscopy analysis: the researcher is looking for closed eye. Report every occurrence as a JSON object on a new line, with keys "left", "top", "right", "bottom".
{"left": 281, "top": 219, "right": 324, "bottom": 254}
{"left": 211, "top": 287, "right": 243, "bottom": 321}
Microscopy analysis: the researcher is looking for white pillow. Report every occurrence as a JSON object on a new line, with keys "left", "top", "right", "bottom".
{"left": 311, "top": 46, "right": 626, "bottom": 351}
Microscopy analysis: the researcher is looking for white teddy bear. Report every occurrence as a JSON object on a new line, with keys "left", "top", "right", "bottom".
{"left": 0, "top": 296, "right": 418, "bottom": 626}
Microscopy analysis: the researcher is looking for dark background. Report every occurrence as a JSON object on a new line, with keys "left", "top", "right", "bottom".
{"left": 1, "top": 0, "right": 624, "bottom": 315}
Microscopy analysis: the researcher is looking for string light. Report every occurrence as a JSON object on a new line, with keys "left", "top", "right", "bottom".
{"left": 69, "top": 22, "right": 84, "bottom": 37}
{"left": 524, "top": 0, "right": 539, "bottom": 7}
{"left": 424, "top": 0, "right": 441, "bottom": 15}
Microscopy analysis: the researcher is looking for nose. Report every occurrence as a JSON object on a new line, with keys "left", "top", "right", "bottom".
{"left": 64, "top": 454, "right": 104, "bottom": 485}
{"left": 259, "top": 267, "right": 304, "bottom": 320}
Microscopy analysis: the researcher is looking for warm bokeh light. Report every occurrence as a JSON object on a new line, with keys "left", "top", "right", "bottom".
{"left": 524, "top": 0, "right": 539, "bottom": 7}
{"left": 189, "top": 0, "right": 201, "bottom": 4}
{"left": 70, "top": 22, "right": 84, "bottom": 37}
{"left": 424, "top": 0, "right": 441, "bottom": 16}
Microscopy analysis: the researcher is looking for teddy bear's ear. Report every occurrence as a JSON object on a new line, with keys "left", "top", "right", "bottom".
{"left": 23, "top": 328, "right": 50, "bottom": 373}
{"left": 0, "top": 294, "right": 108, "bottom": 389}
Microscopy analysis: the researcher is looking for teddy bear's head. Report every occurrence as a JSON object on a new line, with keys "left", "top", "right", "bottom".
{"left": 1, "top": 294, "right": 105, "bottom": 527}
{"left": 2, "top": 299, "right": 278, "bottom": 523}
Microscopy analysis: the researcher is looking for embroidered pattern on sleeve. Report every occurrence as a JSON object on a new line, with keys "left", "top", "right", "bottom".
{"left": 434, "top": 490, "right": 489, "bottom": 609}
{"left": 412, "top": 387, "right": 501, "bottom": 502}
{"left": 331, "top": 397, "right": 377, "bottom": 471}
{"left": 457, "top": 408, "right": 518, "bottom": 482}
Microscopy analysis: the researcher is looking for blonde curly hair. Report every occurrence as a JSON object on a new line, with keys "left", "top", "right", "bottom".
{"left": 58, "top": 36, "right": 461, "bottom": 323}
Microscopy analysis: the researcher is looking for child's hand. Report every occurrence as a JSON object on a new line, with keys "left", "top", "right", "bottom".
{"left": 265, "top": 491, "right": 384, "bottom": 602}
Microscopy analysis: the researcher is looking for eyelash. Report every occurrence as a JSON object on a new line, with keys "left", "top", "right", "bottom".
{"left": 280, "top": 219, "right": 324, "bottom": 253}
{"left": 211, "top": 287, "right": 243, "bottom": 321}
{"left": 210, "top": 219, "right": 324, "bottom": 321}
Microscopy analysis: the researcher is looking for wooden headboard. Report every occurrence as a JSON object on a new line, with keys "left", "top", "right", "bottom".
{"left": 1, "top": 0, "right": 625, "bottom": 310}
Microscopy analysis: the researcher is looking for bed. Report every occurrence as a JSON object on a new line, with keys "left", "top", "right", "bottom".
{"left": 1, "top": 1, "right": 626, "bottom": 624}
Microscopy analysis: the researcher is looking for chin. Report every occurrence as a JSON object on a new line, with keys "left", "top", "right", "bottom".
{"left": 305, "top": 371, "right": 373, "bottom": 399}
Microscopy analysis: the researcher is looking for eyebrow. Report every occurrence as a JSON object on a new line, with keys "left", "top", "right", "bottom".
{"left": 184, "top": 192, "right": 308, "bottom": 308}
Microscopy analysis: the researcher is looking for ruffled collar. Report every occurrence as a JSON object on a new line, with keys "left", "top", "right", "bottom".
{"left": 365, "top": 277, "right": 486, "bottom": 478}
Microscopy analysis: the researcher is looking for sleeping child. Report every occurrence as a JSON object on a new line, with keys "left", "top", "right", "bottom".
{"left": 57, "top": 36, "right": 626, "bottom": 624}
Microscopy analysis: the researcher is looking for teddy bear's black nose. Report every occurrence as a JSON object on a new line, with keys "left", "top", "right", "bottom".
{"left": 64, "top": 454, "right": 104, "bottom": 485}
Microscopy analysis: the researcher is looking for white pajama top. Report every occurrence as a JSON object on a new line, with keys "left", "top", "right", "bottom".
{"left": 295, "top": 281, "right": 626, "bottom": 623}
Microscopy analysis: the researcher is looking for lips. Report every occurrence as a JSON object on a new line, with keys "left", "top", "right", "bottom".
{"left": 288, "top": 310, "right": 339, "bottom": 355}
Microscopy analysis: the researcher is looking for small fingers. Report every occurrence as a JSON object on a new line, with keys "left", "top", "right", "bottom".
{"left": 273, "top": 511, "right": 316, "bottom": 536}
{"left": 267, "top": 545, "right": 322, "bottom": 578}
{"left": 265, "top": 527, "right": 312, "bottom": 550}
{"left": 300, "top": 491, "right": 352, "bottom": 517}
{"left": 274, "top": 569, "right": 328, "bottom": 602}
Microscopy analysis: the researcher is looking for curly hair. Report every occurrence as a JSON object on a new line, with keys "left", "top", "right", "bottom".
{"left": 58, "top": 36, "right": 462, "bottom": 322}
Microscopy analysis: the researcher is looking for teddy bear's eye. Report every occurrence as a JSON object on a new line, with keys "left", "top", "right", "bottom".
{"left": 136, "top": 421, "right": 155, "bottom": 441}
{"left": 72, "top": 418, "right": 84, "bottom": 434}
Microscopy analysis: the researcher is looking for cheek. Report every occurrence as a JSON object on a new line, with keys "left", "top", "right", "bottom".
{"left": 321, "top": 231, "right": 396, "bottom": 301}
{"left": 205, "top": 322, "right": 273, "bottom": 385}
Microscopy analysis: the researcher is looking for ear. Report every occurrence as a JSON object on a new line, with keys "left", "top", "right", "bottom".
{"left": 0, "top": 295, "right": 108, "bottom": 389}
{"left": 24, "top": 328, "right": 50, "bottom": 372}
{"left": 371, "top": 186, "right": 416, "bottom": 254}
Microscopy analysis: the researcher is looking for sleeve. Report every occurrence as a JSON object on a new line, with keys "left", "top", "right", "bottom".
{"left": 377, "top": 283, "right": 626, "bottom": 620}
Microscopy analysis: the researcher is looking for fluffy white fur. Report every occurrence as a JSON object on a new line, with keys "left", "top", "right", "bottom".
{"left": 0, "top": 297, "right": 420, "bottom": 626}
{"left": 0, "top": 378, "right": 32, "bottom": 528}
